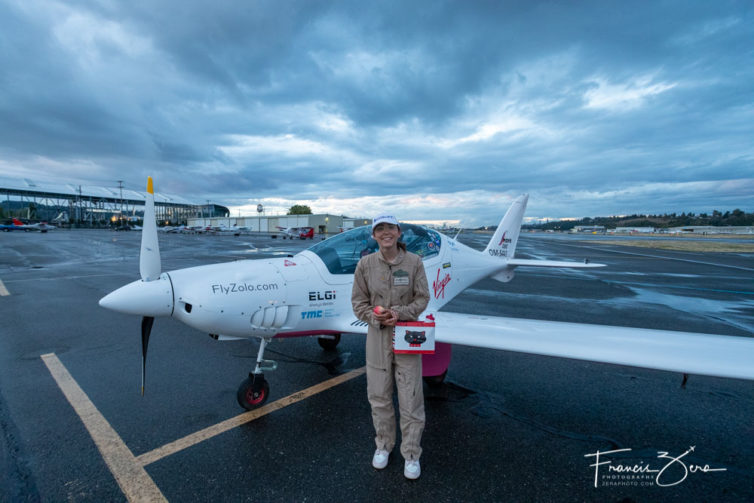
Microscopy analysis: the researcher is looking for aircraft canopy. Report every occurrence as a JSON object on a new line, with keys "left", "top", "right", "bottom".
{"left": 308, "top": 224, "right": 442, "bottom": 275}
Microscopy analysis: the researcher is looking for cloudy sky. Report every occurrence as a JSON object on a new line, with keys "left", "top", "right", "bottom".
{"left": 1, "top": 0, "right": 752, "bottom": 226}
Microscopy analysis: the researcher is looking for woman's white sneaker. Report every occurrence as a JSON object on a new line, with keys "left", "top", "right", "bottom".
{"left": 404, "top": 459, "right": 421, "bottom": 479}
{"left": 372, "top": 449, "right": 389, "bottom": 469}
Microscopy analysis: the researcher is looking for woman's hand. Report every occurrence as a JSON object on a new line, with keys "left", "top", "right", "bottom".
{"left": 373, "top": 306, "right": 399, "bottom": 326}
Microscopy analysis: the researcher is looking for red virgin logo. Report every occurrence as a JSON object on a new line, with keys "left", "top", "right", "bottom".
{"left": 433, "top": 268, "right": 451, "bottom": 299}
{"left": 498, "top": 231, "right": 511, "bottom": 246}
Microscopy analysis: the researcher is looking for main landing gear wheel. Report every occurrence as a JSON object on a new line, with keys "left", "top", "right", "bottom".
{"left": 317, "top": 333, "right": 341, "bottom": 351}
{"left": 237, "top": 375, "right": 270, "bottom": 410}
{"left": 423, "top": 370, "right": 447, "bottom": 386}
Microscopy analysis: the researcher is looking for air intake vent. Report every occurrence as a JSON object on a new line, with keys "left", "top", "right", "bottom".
{"left": 251, "top": 305, "right": 289, "bottom": 328}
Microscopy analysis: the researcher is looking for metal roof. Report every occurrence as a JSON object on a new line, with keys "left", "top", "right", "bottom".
{"left": 0, "top": 175, "right": 197, "bottom": 206}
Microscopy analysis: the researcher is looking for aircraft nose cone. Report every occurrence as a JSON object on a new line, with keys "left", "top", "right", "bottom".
{"left": 99, "top": 274, "right": 174, "bottom": 317}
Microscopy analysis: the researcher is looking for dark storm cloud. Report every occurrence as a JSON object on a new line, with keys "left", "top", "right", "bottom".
{"left": 0, "top": 0, "right": 751, "bottom": 224}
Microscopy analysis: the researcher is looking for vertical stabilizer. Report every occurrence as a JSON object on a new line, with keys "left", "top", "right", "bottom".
{"left": 483, "top": 194, "right": 528, "bottom": 259}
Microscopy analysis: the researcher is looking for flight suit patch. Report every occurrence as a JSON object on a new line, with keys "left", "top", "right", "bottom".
{"left": 393, "top": 269, "right": 409, "bottom": 286}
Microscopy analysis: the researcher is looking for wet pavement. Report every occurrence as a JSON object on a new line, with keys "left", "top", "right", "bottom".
{"left": 1, "top": 229, "right": 752, "bottom": 502}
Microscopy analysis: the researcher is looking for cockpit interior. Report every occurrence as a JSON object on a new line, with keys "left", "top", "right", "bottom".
{"left": 308, "top": 224, "right": 442, "bottom": 275}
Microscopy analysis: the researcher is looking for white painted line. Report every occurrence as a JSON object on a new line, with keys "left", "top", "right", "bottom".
{"left": 41, "top": 353, "right": 167, "bottom": 503}
{"left": 0, "top": 279, "right": 9, "bottom": 296}
{"left": 137, "top": 366, "right": 366, "bottom": 466}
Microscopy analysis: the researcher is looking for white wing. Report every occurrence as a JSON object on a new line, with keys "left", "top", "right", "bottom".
{"left": 506, "top": 258, "right": 604, "bottom": 268}
{"left": 436, "top": 312, "right": 754, "bottom": 381}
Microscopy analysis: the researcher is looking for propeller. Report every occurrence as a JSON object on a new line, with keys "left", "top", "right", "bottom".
{"left": 139, "top": 176, "right": 161, "bottom": 394}
{"left": 141, "top": 316, "right": 154, "bottom": 395}
{"left": 140, "top": 176, "right": 161, "bottom": 282}
{"left": 98, "top": 177, "right": 172, "bottom": 394}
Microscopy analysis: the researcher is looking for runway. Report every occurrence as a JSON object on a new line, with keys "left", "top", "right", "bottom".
{"left": 1, "top": 229, "right": 752, "bottom": 502}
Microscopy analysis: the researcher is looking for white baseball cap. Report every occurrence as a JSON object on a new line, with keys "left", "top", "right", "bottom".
{"left": 372, "top": 214, "right": 399, "bottom": 230}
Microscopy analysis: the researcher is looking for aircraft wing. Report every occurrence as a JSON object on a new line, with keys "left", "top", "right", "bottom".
{"left": 435, "top": 312, "right": 754, "bottom": 381}
{"left": 507, "top": 258, "right": 604, "bottom": 268}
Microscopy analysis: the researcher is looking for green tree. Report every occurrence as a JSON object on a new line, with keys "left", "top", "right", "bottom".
{"left": 287, "top": 204, "right": 312, "bottom": 215}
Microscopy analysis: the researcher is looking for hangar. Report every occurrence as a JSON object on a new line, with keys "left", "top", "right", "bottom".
{"left": 0, "top": 176, "right": 227, "bottom": 227}
{"left": 1, "top": 175, "right": 372, "bottom": 235}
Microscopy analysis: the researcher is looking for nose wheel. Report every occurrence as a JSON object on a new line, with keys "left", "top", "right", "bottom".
{"left": 237, "top": 337, "right": 276, "bottom": 410}
{"left": 237, "top": 374, "right": 270, "bottom": 410}
{"left": 317, "top": 333, "right": 341, "bottom": 351}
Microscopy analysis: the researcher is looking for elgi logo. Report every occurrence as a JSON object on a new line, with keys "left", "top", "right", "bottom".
{"left": 309, "top": 290, "right": 336, "bottom": 301}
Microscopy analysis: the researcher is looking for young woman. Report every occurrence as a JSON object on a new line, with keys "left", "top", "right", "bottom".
{"left": 351, "top": 214, "right": 430, "bottom": 480}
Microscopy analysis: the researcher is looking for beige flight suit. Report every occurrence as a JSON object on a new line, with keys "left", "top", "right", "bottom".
{"left": 351, "top": 243, "right": 430, "bottom": 461}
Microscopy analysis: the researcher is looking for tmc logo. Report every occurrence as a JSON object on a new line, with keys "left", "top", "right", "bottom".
{"left": 301, "top": 310, "right": 323, "bottom": 319}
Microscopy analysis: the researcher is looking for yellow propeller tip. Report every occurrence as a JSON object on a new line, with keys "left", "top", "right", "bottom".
{"left": 146, "top": 177, "right": 154, "bottom": 195}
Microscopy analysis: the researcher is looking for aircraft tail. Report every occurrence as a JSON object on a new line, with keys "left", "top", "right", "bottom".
{"left": 483, "top": 194, "right": 528, "bottom": 260}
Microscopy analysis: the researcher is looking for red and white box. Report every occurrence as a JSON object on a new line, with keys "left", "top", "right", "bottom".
{"left": 392, "top": 314, "right": 435, "bottom": 354}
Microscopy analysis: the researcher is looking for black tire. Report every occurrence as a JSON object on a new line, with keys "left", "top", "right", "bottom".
{"left": 236, "top": 376, "right": 270, "bottom": 410}
{"left": 317, "top": 333, "right": 341, "bottom": 351}
{"left": 423, "top": 370, "right": 447, "bottom": 386}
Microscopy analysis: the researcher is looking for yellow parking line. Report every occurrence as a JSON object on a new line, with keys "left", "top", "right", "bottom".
{"left": 0, "top": 279, "right": 9, "bottom": 296}
{"left": 137, "top": 366, "right": 366, "bottom": 466}
{"left": 41, "top": 353, "right": 167, "bottom": 503}
{"left": 42, "top": 350, "right": 365, "bottom": 495}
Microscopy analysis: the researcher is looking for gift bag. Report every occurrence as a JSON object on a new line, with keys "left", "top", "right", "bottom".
{"left": 392, "top": 313, "right": 435, "bottom": 354}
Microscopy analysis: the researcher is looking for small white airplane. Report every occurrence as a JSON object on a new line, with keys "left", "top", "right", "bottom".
{"left": 276, "top": 226, "right": 315, "bottom": 239}
{"left": 215, "top": 224, "right": 250, "bottom": 236}
{"left": 275, "top": 225, "right": 299, "bottom": 238}
{"left": 11, "top": 218, "right": 56, "bottom": 232}
{"left": 99, "top": 178, "right": 754, "bottom": 410}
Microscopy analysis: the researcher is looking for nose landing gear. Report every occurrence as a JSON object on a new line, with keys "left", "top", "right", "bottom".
{"left": 317, "top": 333, "right": 341, "bottom": 351}
{"left": 237, "top": 338, "right": 277, "bottom": 410}
{"left": 237, "top": 374, "right": 270, "bottom": 409}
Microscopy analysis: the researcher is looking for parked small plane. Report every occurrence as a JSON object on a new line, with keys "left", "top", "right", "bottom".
{"left": 298, "top": 226, "right": 315, "bottom": 239}
{"left": 215, "top": 224, "right": 249, "bottom": 236}
{"left": 276, "top": 226, "right": 314, "bottom": 239}
{"left": 0, "top": 220, "right": 21, "bottom": 231}
{"left": 99, "top": 178, "right": 754, "bottom": 410}
{"left": 11, "top": 218, "right": 55, "bottom": 232}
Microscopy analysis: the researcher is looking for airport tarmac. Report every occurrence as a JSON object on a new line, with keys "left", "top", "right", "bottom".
{"left": 1, "top": 229, "right": 753, "bottom": 502}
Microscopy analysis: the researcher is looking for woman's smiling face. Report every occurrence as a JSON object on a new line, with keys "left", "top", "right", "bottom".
{"left": 373, "top": 223, "right": 400, "bottom": 250}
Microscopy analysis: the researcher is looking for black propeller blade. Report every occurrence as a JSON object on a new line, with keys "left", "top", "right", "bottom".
{"left": 141, "top": 316, "right": 155, "bottom": 395}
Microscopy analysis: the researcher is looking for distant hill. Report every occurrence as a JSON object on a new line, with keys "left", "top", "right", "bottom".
{"left": 524, "top": 209, "right": 754, "bottom": 231}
